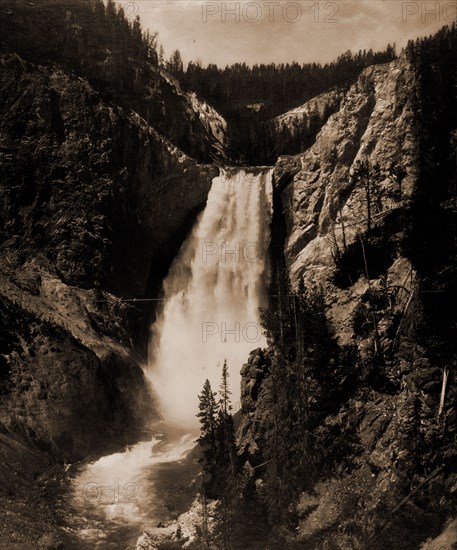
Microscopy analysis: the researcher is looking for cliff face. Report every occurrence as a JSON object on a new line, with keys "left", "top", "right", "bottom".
{"left": 139, "top": 65, "right": 227, "bottom": 163}
{"left": 281, "top": 59, "right": 416, "bottom": 277}
{"left": 238, "top": 56, "right": 457, "bottom": 548}
{"left": 159, "top": 69, "right": 228, "bottom": 160}
{"left": 0, "top": 1, "right": 228, "bottom": 165}
{"left": 0, "top": 54, "right": 219, "bottom": 297}
{"left": 279, "top": 58, "right": 417, "bottom": 343}
{"left": 0, "top": 53, "right": 219, "bottom": 466}
{"left": 264, "top": 88, "right": 345, "bottom": 158}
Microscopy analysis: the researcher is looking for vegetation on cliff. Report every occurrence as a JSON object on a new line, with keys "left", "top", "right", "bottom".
{"left": 189, "top": 23, "right": 457, "bottom": 550}
{"left": 405, "top": 23, "right": 457, "bottom": 364}
{"left": 0, "top": 0, "right": 222, "bottom": 161}
{"left": 172, "top": 45, "right": 396, "bottom": 163}
{"left": 1, "top": 0, "right": 456, "bottom": 546}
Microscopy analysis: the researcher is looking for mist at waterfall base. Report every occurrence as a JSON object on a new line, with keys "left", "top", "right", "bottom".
{"left": 66, "top": 169, "right": 273, "bottom": 548}
{"left": 147, "top": 168, "right": 273, "bottom": 427}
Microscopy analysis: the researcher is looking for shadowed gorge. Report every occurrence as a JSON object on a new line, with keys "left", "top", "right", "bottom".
{"left": 0, "top": 1, "right": 456, "bottom": 548}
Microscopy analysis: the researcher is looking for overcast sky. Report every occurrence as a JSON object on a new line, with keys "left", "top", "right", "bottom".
{"left": 124, "top": 0, "right": 455, "bottom": 66}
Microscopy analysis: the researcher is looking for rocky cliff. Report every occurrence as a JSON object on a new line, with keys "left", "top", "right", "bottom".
{"left": 279, "top": 58, "right": 417, "bottom": 339}
{"left": 0, "top": 48, "right": 221, "bottom": 544}
{"left": 264, "top": 87, "right": 345, "bottom": 158}
{"left": 0, "top": 1, "right": 228, "bottom": 165}
{"left": 238, "top": 55, "right": 457, "bottom": 548}
{"left": 159, "top": 69, "right": 228, "bottom": 161}
{"left": 0, "top": 49, "right": 220, "bottom": 455}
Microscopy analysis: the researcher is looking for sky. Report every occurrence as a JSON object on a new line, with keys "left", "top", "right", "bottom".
{"left": 119, "top": 0, "right": 456, "bottom": 66}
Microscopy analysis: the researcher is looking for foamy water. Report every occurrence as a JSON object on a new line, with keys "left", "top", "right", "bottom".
{"left": 66, "top": 428, "right": 198, "bottom": 548}
{"left": 147, "top": 168, "right": 273, "bottom": 426}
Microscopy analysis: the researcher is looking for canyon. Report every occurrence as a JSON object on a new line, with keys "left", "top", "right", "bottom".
{"left": 0, "top": 4, "right": 456, "bottom": 549}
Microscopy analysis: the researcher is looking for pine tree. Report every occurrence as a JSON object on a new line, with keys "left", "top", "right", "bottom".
{"left": 212, "top": 362, "right": 238, "bottom": 491}
{"left": 158, "top": 45, "right": 165, "bottom": 67}
{"left": 197, "top": 379, "right": 219, "bottom": 483}
{"left": 197, "top": 371, "right": 240, "bottom": 512}
{"left": 167, "top": 49, "right": 184, "bottom": 77}
{"left": 215, "top": 362, "right": 239, "bottom": 549}
{"left": 219, "top": 360, "right": 232, "bottom": 414}
{"left": 350, "top": 159, "right": 384, "bottom": 231}
{"left": 105, "top": 0, "right": 117, "bottom": 22}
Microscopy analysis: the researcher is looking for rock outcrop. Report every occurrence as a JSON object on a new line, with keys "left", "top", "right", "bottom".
{"left": 237, "top": 55, "right": 457, "bottom": 548}
{"left": 264, "top": 88, "right": 344, "bottom": 157}
{"left": 159, "top": 69, "right": 228, "bottom": 161}
{"left": 0, "top": 53, "right": 218, "bottom": 464}
{"left": 271, "top": 58, "right": 417, "bottom": 348}
{"left": 136, "top": 498, "right": 218, "bottom": 550}
{"left": 0, "top": 50, "right": 221, "bottom": 546}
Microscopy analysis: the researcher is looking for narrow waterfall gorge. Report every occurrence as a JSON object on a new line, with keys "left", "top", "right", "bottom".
{"left": 1, "top": 4, "right": 455, "bottom": 548}
{"left": 66, "top": 168, "right": 274, "bottom": 548}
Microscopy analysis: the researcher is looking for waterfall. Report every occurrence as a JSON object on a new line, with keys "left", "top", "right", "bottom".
{"left": 68, "top": 168, "right": 273, "bottom": 548}
{"left": 147, "top": 168, "right": 273, "bottom": 427}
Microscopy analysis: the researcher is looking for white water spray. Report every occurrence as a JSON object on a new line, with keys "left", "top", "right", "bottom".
{"left": 147, "top": 168, "right": 273, "bottom": 426}
{"left": 68, "top": 169, "right": 273, "bottom": 548}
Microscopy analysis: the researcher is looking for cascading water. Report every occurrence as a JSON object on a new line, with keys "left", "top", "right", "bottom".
{"left": 147, "top": 167, "right": 273, "bottom": 426}
{"left": 66, "top": 168, "right": 273, "bottom": 549}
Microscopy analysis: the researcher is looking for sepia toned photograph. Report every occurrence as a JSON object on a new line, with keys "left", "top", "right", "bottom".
{"left": 0, "top": 1, "right": 456, "bottom": 548}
